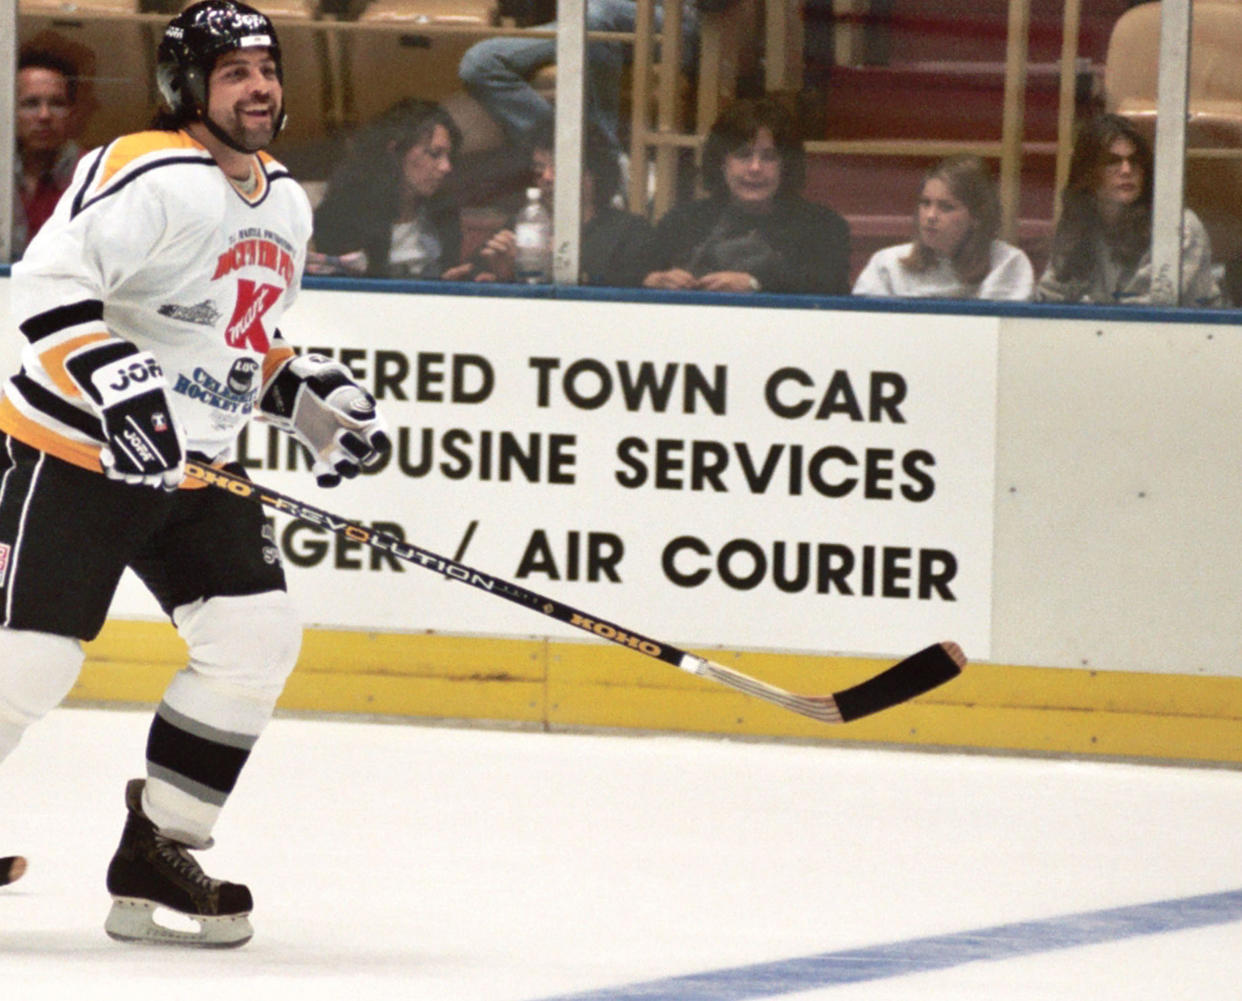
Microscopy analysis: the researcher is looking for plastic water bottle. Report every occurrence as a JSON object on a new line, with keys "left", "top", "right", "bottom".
{"left": 514, "top": 187, "right": 552, "bottom": 284}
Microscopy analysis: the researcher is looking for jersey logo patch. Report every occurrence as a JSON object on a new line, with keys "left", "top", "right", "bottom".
{"left": 0, "top": 543, "right": 10, "bottom": 589}
{"left": 158, "top": 300, "right": 222, "bottom": 327}
{"left": 225, "top": 279, "right": 282, "bottom": 353}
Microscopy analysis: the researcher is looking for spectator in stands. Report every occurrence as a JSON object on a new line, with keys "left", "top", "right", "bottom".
{"left": 458, "top": 0, "right": 706, "bottom": 159}
{"left": 1035, "top": 112, "right": 1224, "bottom": 307}
{"left": 469, "top": 122, "right": 655, "bottom": 286}
{"left": 852, "top": 154, "right": 1034, "bottom": 300}
{"left": 13, "top": 48, "right": 83, "bottom": 260}
{"left": 641, "top": 96, "right": 850, "bottom": 295}
{"left": 310, "top": 99, "right": 472, "bottom": 279}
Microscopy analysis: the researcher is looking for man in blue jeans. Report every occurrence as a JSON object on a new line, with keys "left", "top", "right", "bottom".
{"left": 459, "top": 0, "right": 701, "bottom": 156}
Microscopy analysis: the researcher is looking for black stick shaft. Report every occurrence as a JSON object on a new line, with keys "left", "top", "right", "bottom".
{"left": 187, "top": 462, "right": 691, "bottom": 670}
{"left": 186, "top": 462, "right": 964, "bottom": 725}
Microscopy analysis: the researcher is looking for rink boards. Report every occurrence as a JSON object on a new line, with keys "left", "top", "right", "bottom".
{"left": 78, "top": 619, "right": 1242, "bottom": 764}
{"left": 2, "top": 278, "right": 1241, "bottom": 764}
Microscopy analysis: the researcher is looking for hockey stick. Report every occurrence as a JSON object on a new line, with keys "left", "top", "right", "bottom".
{"left": 184, "top": 461, "right": 965, "bottom": 724}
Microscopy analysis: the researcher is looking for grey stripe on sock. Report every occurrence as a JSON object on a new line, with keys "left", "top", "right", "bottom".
{"left": 147, "top": 763, "right": 230, "bottom": 808}
{"left": 156, "top": 701, "right": 260, "bottom": 752}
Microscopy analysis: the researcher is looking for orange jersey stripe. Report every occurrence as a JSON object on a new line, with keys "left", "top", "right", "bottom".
{"left": 262, "top": 343, "right": 296, "bottom": 386}
{"left": 0, "top": 397, "right": 209, "bottom": 490}
{"left": 37, "top": 331, "right": 112, "bottom": 398}
{"left": 94, "top": 131, "right": 206, "bottom": 192}
{"left": 0, "top": 396, "right": 102, "bottom": 472}
{"left": 93, "top": 131, "right": 268, "bottom": 205}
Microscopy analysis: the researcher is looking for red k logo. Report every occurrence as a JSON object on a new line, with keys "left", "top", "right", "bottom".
{"left": 225, "top": 279, "right": 283, "bottom": 352}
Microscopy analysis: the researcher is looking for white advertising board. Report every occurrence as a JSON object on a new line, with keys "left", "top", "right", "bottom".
{"left": 100, "top": 290, "right": 998, "bottom": 658}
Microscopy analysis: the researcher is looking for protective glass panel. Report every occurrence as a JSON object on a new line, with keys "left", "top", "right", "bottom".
{"left": 10, "top": 0, "right": 1220, "bottom": 306}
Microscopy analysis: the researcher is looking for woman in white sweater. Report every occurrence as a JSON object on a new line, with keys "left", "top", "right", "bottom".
{"left": 852, "top": 154, "right": 1034, "bottom": 300}
{"left": 1033, "top": 113, "right": 1223, "bottom": 307}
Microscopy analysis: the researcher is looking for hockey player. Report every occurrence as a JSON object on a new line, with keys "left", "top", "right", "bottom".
{"left": 0, "top": 1, "right": 390, "bottom": 945}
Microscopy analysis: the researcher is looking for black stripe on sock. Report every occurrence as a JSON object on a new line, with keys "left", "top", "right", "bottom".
{"left": 146, "top": 712, "right": 251, "bottom": 796}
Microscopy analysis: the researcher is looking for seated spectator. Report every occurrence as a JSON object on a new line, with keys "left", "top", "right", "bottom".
{"left": 642, "top": 97, "right": 850, "bottom": 295}
{"left": 468, "top": 122, "right": 656, "bottom": 286}
{"left": 13, "top": 48, "right": 84, "bottom": 259}
{"left": 1034, "top": 112, "right": 1224, "bottom": 307}
{"left": 852, "top": 154, "right": 1034, "bottom": 300}
{"left": 458, "top": 1, "right": 702, "bottom": 159}
{"left": 310, "top": 99, "right": 472, "bottom": 280}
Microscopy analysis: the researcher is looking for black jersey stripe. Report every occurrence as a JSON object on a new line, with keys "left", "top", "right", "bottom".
{"left": 69, "top": 147, "right": 106, "bottom": 218}
{"left": 73, "top": 154, "right": 218, "bottom": 218}
{"left": 71, "top": 142, "right": 293, "bottom": 215}
{"left": 19, "top": 299, "right": 105, "bottom": 344}
{"left": 10, "top": 373, "right": 104, "bottom": 440}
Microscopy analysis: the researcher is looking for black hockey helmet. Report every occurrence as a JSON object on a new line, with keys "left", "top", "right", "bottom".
{"left": 156, "top": 0, "right": 286, "bottom": 136}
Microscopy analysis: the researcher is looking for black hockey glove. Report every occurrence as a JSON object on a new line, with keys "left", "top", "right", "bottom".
{"left": 258, "top": 353, "right": 391, "bottom": 487}
{"left": 65, "top": 341, "right": 186, "bottom": 491}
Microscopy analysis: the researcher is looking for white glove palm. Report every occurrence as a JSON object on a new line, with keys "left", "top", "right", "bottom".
{"left": 259, "top": 353, "right": 391, "bottom": 487}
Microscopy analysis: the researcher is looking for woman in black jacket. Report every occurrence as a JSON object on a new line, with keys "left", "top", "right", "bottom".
{"left": 642, "top": 97, "right": 850, "bottom": 295}
{"left": 311, "top": 99, "right": 469, "bottom": 280}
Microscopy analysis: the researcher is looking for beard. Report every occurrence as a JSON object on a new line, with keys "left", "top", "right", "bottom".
{"left": 213, "top": 102, "right": 281, "bottom": 153}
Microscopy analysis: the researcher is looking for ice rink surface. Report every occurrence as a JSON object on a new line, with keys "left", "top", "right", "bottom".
{"left": 2, "top": 706, "right": 1241, "bottom": 1000}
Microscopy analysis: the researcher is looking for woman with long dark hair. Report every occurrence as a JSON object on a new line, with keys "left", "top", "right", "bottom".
{"left": 311, "top": 99, "right": 468, "bottom": 279}
{"left": 1035, "top": 113, "right": 1223, "bottom": 306}
{"left": 853, "top": 154, "right": 1033, "bottom": 299}
{"left": 641, "top": 97, "right": 850, "bottom": 295}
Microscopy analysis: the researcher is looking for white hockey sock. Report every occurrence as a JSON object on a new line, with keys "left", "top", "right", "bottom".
{"left": 0, "top": 628, "right": 84, "bottom": 764}
{"left": 141, "top": 592, "right": 301, "bottom": 846}
{"left": 143, "top": 675, "right": 274, "bottom": 848}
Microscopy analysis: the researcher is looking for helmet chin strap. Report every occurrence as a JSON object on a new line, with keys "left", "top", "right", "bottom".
{"left": 200, "top": 102, "right": 286, "bottom": 155}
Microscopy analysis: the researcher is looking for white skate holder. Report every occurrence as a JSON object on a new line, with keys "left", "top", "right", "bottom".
{"left": 105, "top": 897, "right": 254, "bottom": 948}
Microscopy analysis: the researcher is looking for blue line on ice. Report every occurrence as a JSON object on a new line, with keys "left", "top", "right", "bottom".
{"left": 526, "top": 888, "right": 1242, "bottom": 1000}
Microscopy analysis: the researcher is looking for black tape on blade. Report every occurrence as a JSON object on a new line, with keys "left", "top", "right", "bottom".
{"left": 832, "top": 644, "right": 962, "bottom": 722}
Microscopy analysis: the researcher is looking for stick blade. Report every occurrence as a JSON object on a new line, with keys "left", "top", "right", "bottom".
{"left": 831, "top": 642, "right": 965, "bottom": 722}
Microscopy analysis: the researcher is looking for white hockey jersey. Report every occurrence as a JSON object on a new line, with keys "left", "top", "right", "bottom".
{"left": 0, "top": 129, "right": 311, "bottom": 475}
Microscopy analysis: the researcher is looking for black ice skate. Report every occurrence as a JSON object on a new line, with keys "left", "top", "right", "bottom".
{"left": 104, "top": 778, "right": 253, "bottom": 947}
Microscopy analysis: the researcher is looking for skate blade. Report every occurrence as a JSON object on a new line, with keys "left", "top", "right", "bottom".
{"left": 105, "top": 897, "right": 253, "bottom": 948}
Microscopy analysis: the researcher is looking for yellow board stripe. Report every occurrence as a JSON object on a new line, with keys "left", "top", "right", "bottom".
{"left": 76, "top": 620, "right": 1242, "bottom": 765}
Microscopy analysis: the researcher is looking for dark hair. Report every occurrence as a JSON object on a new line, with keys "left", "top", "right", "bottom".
{"left": 313, "top": 99, "right": 463, "bottom": 274}
{"left": 526, "top": 120, "right": 621, "bottom": 213}
{"left": 18, "top": 48, "right": 78, "bottom": 104}
{"left": 1048, "top": 113, "right": 1154, "bottom": 282}
{"left": 367, "top": 97, "right": 462, "bottom": 163}
{"left": 900, "top": 154, "right": 1001, "bottom": 285}
{"left": 325, "top": 98, "right": 461, "bottom": 215}
{"left": 700, "top": 97, "right": 806, "bottom": 200}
